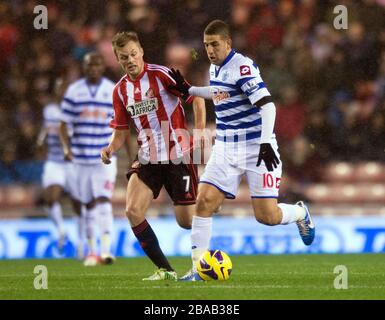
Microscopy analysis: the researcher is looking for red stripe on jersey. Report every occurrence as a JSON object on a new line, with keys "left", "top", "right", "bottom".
{"left": 118, "top": 78, "right": 128, "bottom": 107}
{"left": 148, "top": 71, "right": 176, "bottom": 160}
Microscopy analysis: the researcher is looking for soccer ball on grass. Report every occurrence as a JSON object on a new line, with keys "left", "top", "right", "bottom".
{"left": 196, "top": 249, "right": 232, "bottom": 281}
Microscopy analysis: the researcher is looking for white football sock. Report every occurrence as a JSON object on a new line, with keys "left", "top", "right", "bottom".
{"left": 49, "top": 202, "right": 65, "bottom": 236}
{"left": 97, "top": 202, "right": 114, "bottom": 255}
{"left": 278, "top": 203, "right": 306, "bottom": 225}
{"left": 191, "top": 216, "right": 212, "bottom": 270}
{"left": 85, "top": 206, "right": 97, "bottom": 255}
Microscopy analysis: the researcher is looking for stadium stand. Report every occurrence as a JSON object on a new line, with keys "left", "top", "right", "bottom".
{"left": 0, "top": 0, "right": 384, "bottom": 218}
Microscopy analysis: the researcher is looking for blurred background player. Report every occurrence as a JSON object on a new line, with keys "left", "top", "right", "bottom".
{"left": 101, "top": 31, "right": 206, "bottom": 280}
{"left": 59, "top": 52, "right": 117, "bottom": 266}
{"left": 37, "top": 78, "right": 84, "bottom": 255}
{"left": 169, "top": 20, "right": 315, "bottom": 280}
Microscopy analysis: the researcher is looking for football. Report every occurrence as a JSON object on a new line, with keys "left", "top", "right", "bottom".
{"left": 196, "top": 249, "right": 232, "bottom": 281}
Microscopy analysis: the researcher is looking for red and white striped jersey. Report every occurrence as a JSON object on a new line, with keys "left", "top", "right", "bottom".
{"left": 110, "top": 63, "right": 194, "bottom": 162}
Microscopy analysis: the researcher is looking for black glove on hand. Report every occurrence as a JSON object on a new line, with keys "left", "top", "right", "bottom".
{"left": 168, "top": 68, "right": 191, "bottom": 99}
{"left": 257, "top": 143, "right": 280, "bottom": 172}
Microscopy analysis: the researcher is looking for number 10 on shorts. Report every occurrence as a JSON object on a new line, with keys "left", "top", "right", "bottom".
{"left": 262, "top": 173, "right": 281, "bottom": 189}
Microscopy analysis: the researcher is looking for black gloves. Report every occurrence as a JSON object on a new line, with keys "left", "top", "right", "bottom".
{"left": 257, "top": 143, "right": 280, "bottom": 172}
{"left": 168, "top": 68, "right": 191, "bottom": 99}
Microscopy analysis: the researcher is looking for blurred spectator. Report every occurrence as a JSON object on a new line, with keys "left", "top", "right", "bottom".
{"left": 283, "top": 135, "right": 322, "bottom": 184}
{"left": 275, "top": 85, "right": 306, "bottom": 143}
{"left": 264, "top": 50, "right": 294, "bottom": 102}
{"left": 342, "top": 22, "right": 379, "bottom": 80}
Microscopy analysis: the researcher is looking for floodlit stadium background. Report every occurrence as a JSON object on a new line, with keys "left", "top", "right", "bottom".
{"left": 1, "top": 0, "right": 385, "bottom": 259}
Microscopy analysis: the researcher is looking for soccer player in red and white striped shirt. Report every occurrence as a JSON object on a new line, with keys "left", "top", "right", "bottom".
{"left": 101, "top": 31, "right": 205, "bottom": 280}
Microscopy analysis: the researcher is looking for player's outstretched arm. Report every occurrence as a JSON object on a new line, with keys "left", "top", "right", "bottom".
{"left": 168, "top": 68, "right": 191, "bottom": 98}
{"left": 168, "top": 68, "right": 212, "bottom": 100}
{"left": 36, "top": 127, "right": 47, "bottom": 149}
{"left": 101, "top": 129, "right": 130, "bottom": 164}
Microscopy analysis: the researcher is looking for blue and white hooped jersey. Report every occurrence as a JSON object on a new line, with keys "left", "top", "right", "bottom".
{"left": 43, "top": 103, "right": 65, "bottom": 162}
{"left": 61, "top": 77, "right": 115, "bottom": 164}
{"left": 209, "top": 50, "right": 275, "bottom": 143}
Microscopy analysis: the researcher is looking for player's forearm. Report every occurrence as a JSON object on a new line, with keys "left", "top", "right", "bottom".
{"left": 36, "top": 128, "right": 47, "bottom": 148}
{"left": 259, "top": 102, "right": 276, "bottom": 144}
{"left": 59, "top": 122, "right": 71, "bottom": 153}
{"left": 188, "top": 86, "right": 212, "bottom": 99}
{"left": 108, "top": 129, "right": 129, "bottom": 153}
{"left": 193, "top": 97, "right": 206, "bottom": 130}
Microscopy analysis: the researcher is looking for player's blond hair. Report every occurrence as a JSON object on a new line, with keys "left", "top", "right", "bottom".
{"left": 111, "top": 31, "right": 142, "bottom": 56}
{"left": 204, "top": 20, "right": 231, "bottom": 40}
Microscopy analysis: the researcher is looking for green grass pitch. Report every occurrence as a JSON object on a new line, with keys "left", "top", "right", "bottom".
{"left": 0, "top": 254, "right": 384, "bottom": 300}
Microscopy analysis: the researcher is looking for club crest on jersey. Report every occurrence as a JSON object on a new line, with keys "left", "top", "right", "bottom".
{"left": 222, "top": 71, "right": 229, "bottom": 82}
{"left": 126, "top": 98, "right": 158, "bottom": 118}
{"left": 145, "top": 88, "right": 155, "bottom": 98}
{"left": 240, "top": 65, "right": 251, "bottom": 76}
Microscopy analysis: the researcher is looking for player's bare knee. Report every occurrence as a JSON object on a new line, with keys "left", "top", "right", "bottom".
{"left": 177, "top": 220, "right": 192, "bottom": 230}
{"left": 125, "top": 205, "right": 144, "bottom": 224}
{"left": 255, "top": 207, "right": 281, "bottom": 225}
{"left": 256, "top": 215, "right": 279, "bottom": 226}
{"left": 196, "top": 195, "right": 217, "bottom": 216}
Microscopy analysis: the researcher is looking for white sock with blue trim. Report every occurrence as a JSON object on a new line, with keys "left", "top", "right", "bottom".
{"left": 191, "top": 216, "right": 212, "bottom": 271}
{"left": 278, "top": 203, "right": 305, "bottom": 224}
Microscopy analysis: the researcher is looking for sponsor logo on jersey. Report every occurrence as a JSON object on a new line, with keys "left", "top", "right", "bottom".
{"left": 126, "top": 98, "right": 158, "bottom": 118}
{"left": 240, "top": 65, "right": 251, "bottom": 76}
{"left": 80, "top": 108, "right": 108, "bottom": 119}
{"left": 212, "top": 90, "right": 230, "bottom": 104}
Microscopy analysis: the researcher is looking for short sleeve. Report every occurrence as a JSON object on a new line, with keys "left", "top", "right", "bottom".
{"left": 235, "top": 59, "right": 271, "bottom": 105}
{"left": 109, "top": 85, "right": 131, "bottom": 130}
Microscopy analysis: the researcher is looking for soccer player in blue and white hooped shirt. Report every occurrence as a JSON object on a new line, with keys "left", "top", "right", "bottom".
{"left": 59, "top": 52, "right": 117, "bottom": 266}
{"left": 169, "top": 20, "right": 315, "bottom": 280}
{"left": 38, "top": 78, "right": 83, "bottom": 255}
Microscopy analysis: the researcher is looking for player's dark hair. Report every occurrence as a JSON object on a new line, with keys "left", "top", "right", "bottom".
{"left": 112, "top": 31, "right": 142, "bottom": 54}
{"left": 204, "top": 20, "right": 231, "bottom": 39}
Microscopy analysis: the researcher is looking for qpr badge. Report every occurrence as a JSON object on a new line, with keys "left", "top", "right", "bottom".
{"left": 240, "top": 65, "right": 251, "bottom": 76}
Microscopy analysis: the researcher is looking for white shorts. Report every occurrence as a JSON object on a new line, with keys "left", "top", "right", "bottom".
{"left": 73, "top": 157, "right": 117, "bottom": 204}
{"left": 199, "top": 140, "right": 282, "bottom": 199}
{"left": 42, "top": 161, "right": 78, "bottom": 199}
